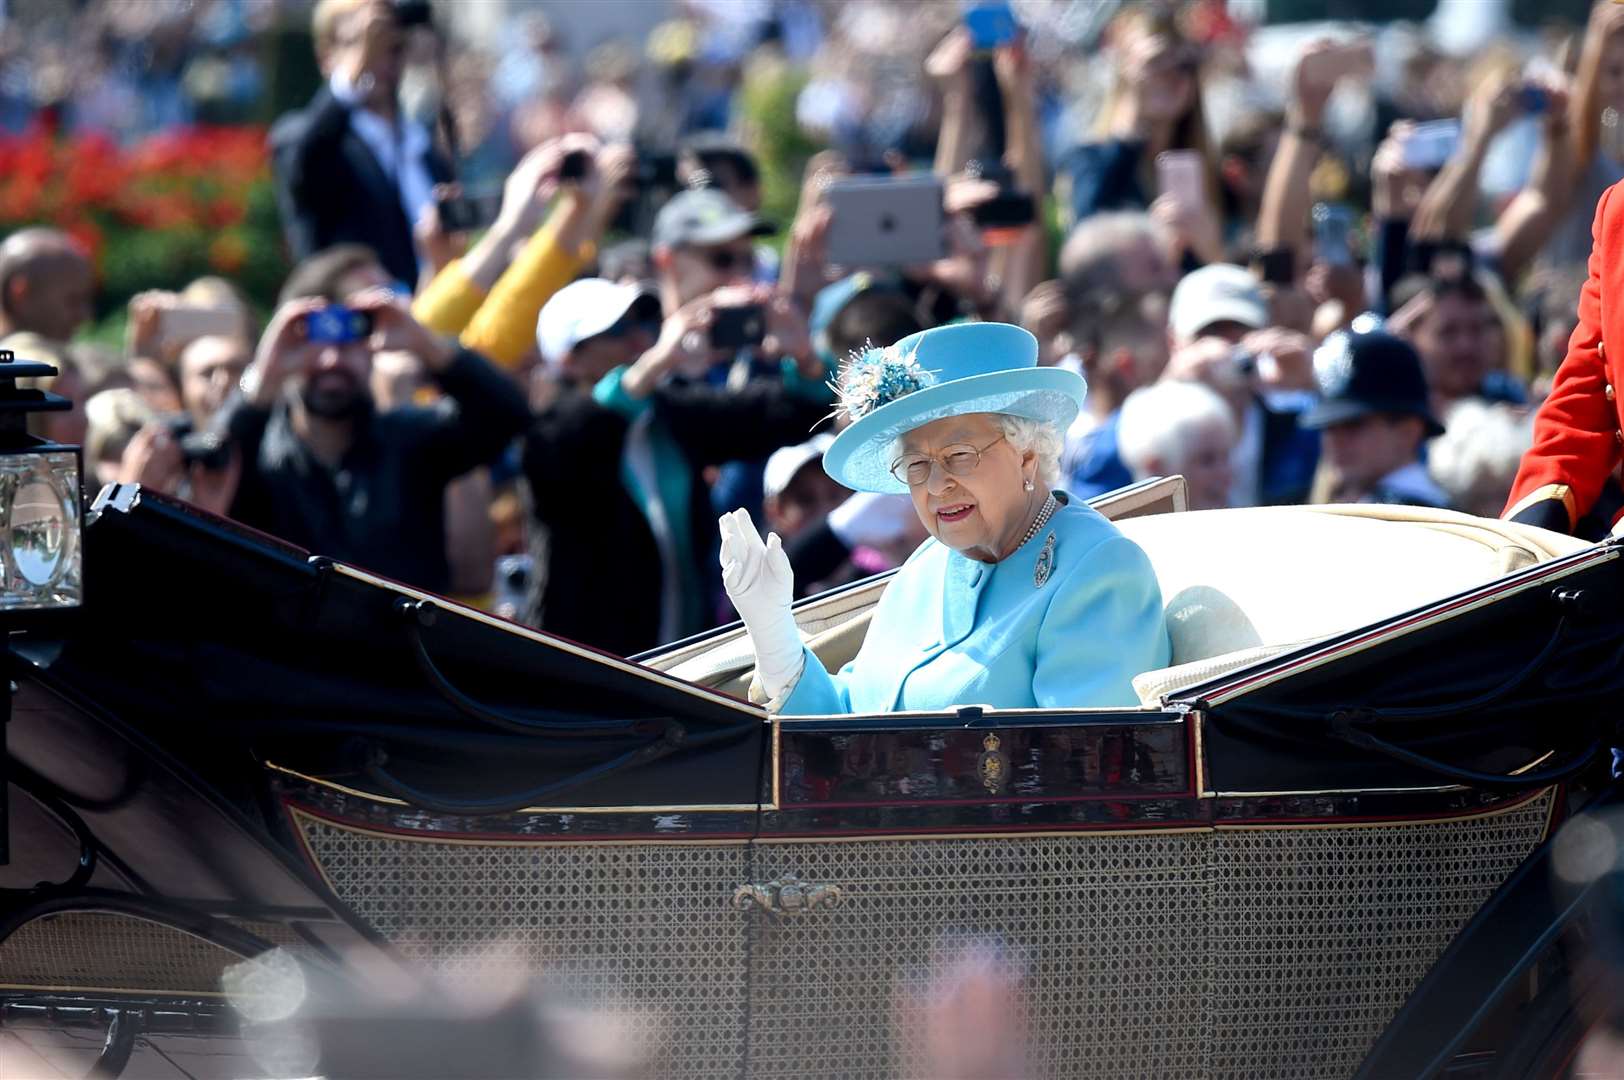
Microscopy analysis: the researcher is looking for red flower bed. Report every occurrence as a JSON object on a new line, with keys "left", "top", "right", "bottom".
{"left": 0, "top": 123, "right": 287, "bottom": 314}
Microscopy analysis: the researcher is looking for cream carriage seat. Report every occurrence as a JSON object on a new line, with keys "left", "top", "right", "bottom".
{"left": 659, "top": 496, "right": 1588, "bottom": 708}
{"left": 1119, "top": 504, "right": 1589, "bottom": 705}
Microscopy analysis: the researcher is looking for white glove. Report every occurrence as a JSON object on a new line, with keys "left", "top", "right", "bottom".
{"left": 718, "top": 508, "right": 806, "bottom": 701}
{"left": 827, "top": 491, "right": 917, "bottom": 549}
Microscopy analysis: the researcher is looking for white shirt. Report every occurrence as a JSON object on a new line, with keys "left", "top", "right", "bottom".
{"left": 329, "top": 70, "right": 436, "bottom": 269}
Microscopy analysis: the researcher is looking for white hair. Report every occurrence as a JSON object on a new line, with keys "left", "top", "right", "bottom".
{"left": 1428, "top": 400, "right": 1533, "bottom": 517}
{"left": 888, "top": 413, "right": 1064, "bottom": 488}
{"left": 1116, "top": 380, "right": 1236, "bottom": 478}
{"left": 996, "top": 413, "right": 1064, "bottom": 488}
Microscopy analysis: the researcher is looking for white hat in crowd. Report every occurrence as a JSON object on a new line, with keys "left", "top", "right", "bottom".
{"left": 763, "top": 433, "right": 835, "bottom": 500}
{"left": 1168, "top": 263, "right": 1267, "bottom": 344}
{"left": 535, "top": 278, "right": 658, "bottom": 370}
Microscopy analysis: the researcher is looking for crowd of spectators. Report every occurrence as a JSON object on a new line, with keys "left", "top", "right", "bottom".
{"left": 3, "top": 0, "right": 1620, "bottom": 657}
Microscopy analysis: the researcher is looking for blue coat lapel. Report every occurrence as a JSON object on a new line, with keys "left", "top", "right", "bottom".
{"left": 872, "top": 548, "right": 990, "bottom": 711}
{"left": 940, "top": 550, "right": 987, "bottom": 648}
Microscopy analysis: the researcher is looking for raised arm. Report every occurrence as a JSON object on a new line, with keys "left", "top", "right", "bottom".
{"left": 993, "top": 37, "right": 1049, "bottom": 320}
{"left": 1410, "top": 69, "right": 1519, "bottom": 244}
{"left": 1494, "top": 81, "right": 1575, "bottom": 284}
{"left": 353, "top": 289, "right": 531, "bottom": 481}
{"left": 929, "top": 28, "right": 978, "bottom": 179}
{"left": 412, "top": 136, "right": 588, "bottom": 335}
{"left": 1256, "top": 39, "right": 1371, "bottom": 279}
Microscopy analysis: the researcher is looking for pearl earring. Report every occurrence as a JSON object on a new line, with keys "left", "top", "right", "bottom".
{"left": 1024, "top": 479, "right": 1034, "bottom": 492}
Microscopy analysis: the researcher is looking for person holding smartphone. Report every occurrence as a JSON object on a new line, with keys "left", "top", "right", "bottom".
{"left": 271, "top": 0, "right": 453, "bottom": 288}
{"left": 1054, "top": 11, "right": 1213, "bottom": 231}
{"left": 521, "top": 275, "right": 835, "bottom": 656}
{"left": 217, "top": 286, "right": 529, "bottom": 594}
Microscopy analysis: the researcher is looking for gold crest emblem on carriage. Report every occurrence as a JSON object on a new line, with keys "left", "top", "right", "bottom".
{"left": 979, "top": 732, "right": 1009, "bottom": 794}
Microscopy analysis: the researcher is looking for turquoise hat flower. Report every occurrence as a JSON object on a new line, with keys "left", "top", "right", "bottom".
{"left": 830, "top": 337, "right": 936, "bottom": 423}
{"left": 823, "top": 322, "right": 1087, "bottom": 494}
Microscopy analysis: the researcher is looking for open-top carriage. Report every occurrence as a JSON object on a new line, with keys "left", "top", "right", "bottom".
{"left": 2, "top": 477, "right": 1621, "bottom": 1078}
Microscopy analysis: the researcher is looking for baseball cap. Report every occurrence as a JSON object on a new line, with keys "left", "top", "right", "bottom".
{"left": 763, "top": 434, "right": 835, "bottom": 500}
{"left": 1168, "top": 264, "right": 1267, "bottom": 343}
{"left": 1301, "top": 328, "right": 1444, "bottom": 436}
{"left": 652, "top": 188, "right": 774, "bottom": 250}
{"left": 809, "top": 271, "right": 906, "bottom": 364}
{"left": 535, "top": 278, "right": 659, "bottom": 369}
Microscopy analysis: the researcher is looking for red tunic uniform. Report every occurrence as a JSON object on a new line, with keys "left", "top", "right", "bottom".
{"left": 1505, "top": 181, "right": 1624, "bottom": 532}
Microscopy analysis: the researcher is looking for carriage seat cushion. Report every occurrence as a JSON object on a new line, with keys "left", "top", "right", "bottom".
{"left": 1113, "top": 504, "right": 1587, "bottom": 676}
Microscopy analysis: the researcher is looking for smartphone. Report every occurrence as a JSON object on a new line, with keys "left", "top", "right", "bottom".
{"left": 436, "top": 192, "right": 502, "bottom": 232}
{"left": 559, "top": 150, "right": 591, "bottom": 181}
{"left": 1400, "top": 119, "right": 1461, "bottom": 171}
{"left": 971, "top": 191, "right": 1037, "bottom": 229}
{"left": 159, "top": 305, "right": 240, "bottom": 346}
{"left": 964, "top": 2, "right": 1018, "bottom": 50}
{"left": 1251, "top": 248, "right": 1295, "bottom": 286}
{"left": 304, "top": 307, "right": 374, "bottom": 345}
{"left": 709, "top": 304, "right": 767, "bottom": 350}
{"left": 1519, "top": 84, "right": 1549, "bottom": 115}
{"left": 1155, "top": 150, "right": 1205, "bottom": 207}
{"left": 823, "top": 175, "right": 946, "bottom": 266}
{"left": 1312, "top": 203, "right": 1356, "bottom": 268}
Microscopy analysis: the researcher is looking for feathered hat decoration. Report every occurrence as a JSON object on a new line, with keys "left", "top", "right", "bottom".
{"left": 830, "top": 338, "right": 937, "bottom": 423}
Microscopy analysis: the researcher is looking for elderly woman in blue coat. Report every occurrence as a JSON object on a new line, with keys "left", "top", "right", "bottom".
{"left": 719, "top": 322, "right": 1170, "bottom": 714}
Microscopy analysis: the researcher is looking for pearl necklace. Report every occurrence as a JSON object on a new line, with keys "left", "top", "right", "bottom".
{"left": 1016, "top": 492, "right": 1058, "bottom": 550}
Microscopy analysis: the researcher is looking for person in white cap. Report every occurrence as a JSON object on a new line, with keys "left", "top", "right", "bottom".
{"left": 520, "top": 280, "right": 834, "bottom": 657}
{"left": 534, "top": 278, "right": 663, "bottom": 388}
{"left": 762, "top": 434, "right": 927, "bottom": 596}
{"left": 1161, "top": 263, "right": 1321, "bottom": 507}
{"left": 762, "top": 434, "right": 845, "bottom": 544}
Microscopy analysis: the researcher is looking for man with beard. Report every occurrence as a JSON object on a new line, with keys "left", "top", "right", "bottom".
{"left": 217, "top": 286, "right": 529, "bottom": 592}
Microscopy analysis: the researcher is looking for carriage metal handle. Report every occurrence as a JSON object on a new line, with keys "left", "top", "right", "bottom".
{"left": 731, "top": 874, "right": 844, "bottom": 916}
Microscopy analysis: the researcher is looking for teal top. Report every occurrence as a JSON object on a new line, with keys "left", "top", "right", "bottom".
{"left": 778, "top": 496, "right": 1170, "bottom": 715}
{"left": 595, "top": 357, "right": 834, "bottom": 640}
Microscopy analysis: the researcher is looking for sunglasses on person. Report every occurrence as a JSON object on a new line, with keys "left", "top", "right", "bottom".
{"left": 583, "top": 313, "right": 660, "bottom": 346}
{"left": 692, "top": 247, "right": 753, "bottom": 274}
{"left": 889, "top": 435, "right": 1007, "bottom": 487}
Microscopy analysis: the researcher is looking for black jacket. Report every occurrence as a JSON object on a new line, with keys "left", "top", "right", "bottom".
{"left": 522, "top": 378, "right": 832, "bottom": 657}
{"left": 269, "top": 88, "right": 452, "bottom": 287}
{"left": 219, "top": 349, "right": 529, "bottom": 593}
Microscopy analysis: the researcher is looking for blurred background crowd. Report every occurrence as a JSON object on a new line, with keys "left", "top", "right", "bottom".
{"left": 0, "top": 0, "right": 1614, "bottom": 657}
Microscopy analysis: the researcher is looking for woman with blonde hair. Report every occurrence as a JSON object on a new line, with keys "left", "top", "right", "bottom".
{"left": 1057, "top": 9, "right": 1219, "bottom": 263}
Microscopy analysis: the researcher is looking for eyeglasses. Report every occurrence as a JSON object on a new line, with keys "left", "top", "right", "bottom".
{"left": 889, "top": 434, "right": 1006, "bottom": 487}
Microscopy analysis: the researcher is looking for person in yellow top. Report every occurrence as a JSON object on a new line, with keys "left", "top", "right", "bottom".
{"left": 412, "top": 134, "right": 635, "bottom": 370}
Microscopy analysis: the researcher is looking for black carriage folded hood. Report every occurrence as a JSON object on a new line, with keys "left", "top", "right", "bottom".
{"left": 38, "top": 485, "right": 765, "bottom": 816}
{"left": 1163, "top": 539, "right": 1624, "bottom": 795}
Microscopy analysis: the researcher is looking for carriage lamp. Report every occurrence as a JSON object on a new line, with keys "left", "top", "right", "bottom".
{"left": 0, "top": 346, "right": 81, "bottom": 866}
{"left": 0, "top": 350, "right": 80, "bottom": 610}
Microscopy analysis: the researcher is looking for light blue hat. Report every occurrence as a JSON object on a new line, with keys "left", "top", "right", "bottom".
{"left": 823, "top": 322, "right": 1087, "bottom": 494}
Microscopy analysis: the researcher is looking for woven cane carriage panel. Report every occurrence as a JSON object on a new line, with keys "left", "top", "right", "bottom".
{"left": 744, "top": 833, "right": 1212, "bottom": 1080}
{"left": 295, "top": 813, "right": 750, "bottom": 1079}
{"left": 0, "top": 913, "right": 258, "bottom": 994}
{"left": 1206, "top": 788, "right": 1555, "bottom": 1080}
